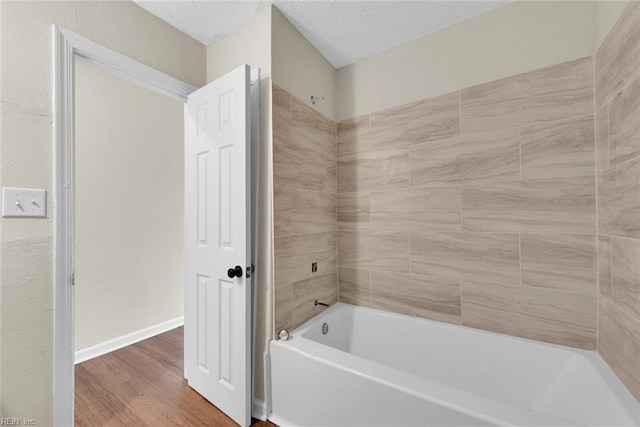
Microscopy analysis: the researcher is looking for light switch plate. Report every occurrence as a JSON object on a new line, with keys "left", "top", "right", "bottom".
{"left": 2, "top": 187, "right": 47, "bottom": 218}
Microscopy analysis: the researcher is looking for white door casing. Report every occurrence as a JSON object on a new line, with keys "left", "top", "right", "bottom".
{"left": 184, "top": 64, "right": 253, "bottom": 427}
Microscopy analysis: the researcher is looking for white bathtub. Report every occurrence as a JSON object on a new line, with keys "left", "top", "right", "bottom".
{"left": 269, "top": 303, "right": 639, "bottom": 426}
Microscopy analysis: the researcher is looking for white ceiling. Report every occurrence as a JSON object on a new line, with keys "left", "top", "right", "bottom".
{"left": 134, "top": 1, "right": 509, "bottom": 69}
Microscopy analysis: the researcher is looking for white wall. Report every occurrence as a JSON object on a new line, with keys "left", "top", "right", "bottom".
{"left": 272, "top": 7, "right": 337, "bottom": 121}
{"left": 596, "top": 0, "right": 628, "bottom": 47}
{"left": 206, "top": 6, "right": 273, "bottom": 403}
{"left": 336, "top": 1, "right": 599, "bottom": 120}
{"left": 207, "top": 7, "right": 272, "bottom": 82}
{"left": 0, "top": 2, "right": 205, "bottom": 423}
{"left": 74, "top": 61, "right": 184, "bottom": 352}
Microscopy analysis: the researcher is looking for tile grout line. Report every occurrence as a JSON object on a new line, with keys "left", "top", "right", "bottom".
{"left": 598, "top": 233, "right": 640, "bottom": 242}
{"left": 592, "top": 56, "right": 601, "bottom": 353}
{"left": 363, "top": 265, "right": 604, "bottom": 296}
{"left": 406, "top": 175, "right": 597, "bottom": 192}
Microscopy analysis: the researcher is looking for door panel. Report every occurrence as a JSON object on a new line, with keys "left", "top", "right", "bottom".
{"left": 184, "top": 65, "right": 252, "bottom": 427}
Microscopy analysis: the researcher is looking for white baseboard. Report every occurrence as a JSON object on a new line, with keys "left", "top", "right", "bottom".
{"left": 252, "top": 399, "right": 267, "bottom": 421}
{"left": 263, "top": 350, "right": 272, "bottom": 416}
{"left": 268, "top": 414, "right": 295, "bottom": 427}
{"left": 74, "top": 316, "right": 184, "bottom": 364}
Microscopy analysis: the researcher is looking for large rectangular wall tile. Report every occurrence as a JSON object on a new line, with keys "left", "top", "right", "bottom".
{"left": 520, "top": 234, "right": 596, "bottom": 293}
{"left": 460, "top": 57, "right": 593, "bottom": 134}
{"left": 275, "top": 231, "right": 335, "bottom": 258}
{"left": 291, "top": 97, "right": 336, "bottom": 158}
{"left": 370, "top": 187, "right": 461, "bottom": 231}
{"left": 410, "top": 128, "right": 519, "bottom": 185}
{"left": 338, "top": 230, "right": 410, "bottom": 272}
{"left": 326, "top": 155, "right": 337, "bottom": 194}
{"left": 338, "top": 192, "right": 370, "bottom": 230}
{"left": 274, "top": 135, "right": 326, "bottom": 191}
{"left": 273, "top": 87, "right": 329, "bottom": 192}
{"left": 462, "top": 176, "right": 596, "bottom": 233}
{"left": 337, "top": 116, "right": 370, "bottom": 156}
{"left": 463, "top": 284, "right": 597, "bottom": 349}
{"left": 292, "top": 272, "right": 338, "bottom": 327}
{"left": 599, "top": 235, "right": 613, "bottom": 298}
{"left": 370, "top": 91, "right": 459, "bottom": 150}
{"left": 608, "top": 74, "right": 640, "bottom": 166}
{"left": 275, "top": 249, "right": 337, "bottom": 287}
{"left": 291, "top": 189, "right": 336, "bottom": 234}
{"left": 595, "top": 1, "right": 640, "bottom": 107}
{"left": 521, "top": 115, "right": 595, "bottom": 179}
{"left": 338, "top": 267, "right": 371, "bottom": 306}
{"left": 411, "top": 232, "right": 519, "bottom": 285}
{"left": 461, "top": 282, "right": 519, "bottom": 336}
{"left": 275, "top": 283, "right": 293, "bottom": 334}
{"left": 274, "top": 185, "right": 292, "bottom": 236}
{"left": 273, "top": 84, "right": 291, "bottom": 141}
{"left": 338, "top": 148, "right": 409, "bottom": 193}
{"left": 598, "top": 298, "right": 640, "bottom": 401}
{"left": 516, "top": 287, "right": 597, "bottom": 349}
{"left": 371, "top": 271, "right": 461, "bottom": 324}
{"left": 596, "top": 105, "right": 610, "bottom": 173}
{"left": 612, "top": 237, "right": 640, "bottom": 320}
{"left": 599, "top": 158, "right": 640, "bottom": 238}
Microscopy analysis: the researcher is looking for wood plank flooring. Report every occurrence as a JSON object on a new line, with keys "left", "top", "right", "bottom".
{"left": 75, "top": 327, "right": 276, "bottom": 427}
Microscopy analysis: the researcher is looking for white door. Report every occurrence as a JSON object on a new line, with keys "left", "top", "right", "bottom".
{"left": 184, "top": 64, "right": 252, "bottom": 427}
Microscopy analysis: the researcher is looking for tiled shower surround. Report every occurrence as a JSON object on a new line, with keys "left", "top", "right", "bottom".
{"left": 594, "top": 2, "right": 640, "bottom": 402}
{"left": 336, "top": 56, "right": 598, "bottom": 350}
{"left": 273, "top": 84, "right": 338, "bottom": 334}
{"left": 273, "top": 2, "right": 639, "bottom": 402}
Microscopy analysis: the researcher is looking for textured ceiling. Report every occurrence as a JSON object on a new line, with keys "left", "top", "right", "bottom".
{"left": 134, "top": 1, "right": 510, "bottom": 69}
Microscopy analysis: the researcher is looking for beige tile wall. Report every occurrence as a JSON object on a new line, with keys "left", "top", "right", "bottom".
{"left": 336, "top": 56, "right": 600, "bottom": 350}
{"left": 273, "top": 84, "right": 338, "bottom": 334}
{"left": 595, "top": 1, "right": 640, "bottom": 402}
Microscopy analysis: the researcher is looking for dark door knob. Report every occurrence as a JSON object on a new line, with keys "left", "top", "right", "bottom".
{"left": 227, "top": 265, "right": 243, "bottom": 278}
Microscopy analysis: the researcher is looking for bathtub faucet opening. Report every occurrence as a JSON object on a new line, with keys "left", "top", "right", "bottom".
{"left": 314, "top": 299, "right": 329, "bottom": 307}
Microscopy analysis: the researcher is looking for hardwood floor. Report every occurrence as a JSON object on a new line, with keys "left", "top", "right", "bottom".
{"left": 75, "top": 327, "right": 276, "bottom": 427}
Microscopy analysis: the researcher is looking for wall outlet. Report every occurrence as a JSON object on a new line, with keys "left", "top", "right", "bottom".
{"left": 2, "top": 188, "right": 47, "bottom": 218}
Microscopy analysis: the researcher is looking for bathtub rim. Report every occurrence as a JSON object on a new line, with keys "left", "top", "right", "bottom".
{"left": 293, "top": 302, "right": 596, "bottom": 356}
{"left": 272, "top": 304, "right": 585, "bottom": 426}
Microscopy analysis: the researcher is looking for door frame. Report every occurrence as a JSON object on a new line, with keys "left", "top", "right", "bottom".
{"left": 52, "top": 26, "right": 197, "bottom": 426}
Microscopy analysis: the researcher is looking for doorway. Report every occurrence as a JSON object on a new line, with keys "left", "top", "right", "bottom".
{"left": 73, "top": 60, "right": 185, "bottom": 364}
{"left": 53, "top": 27, "right": 259, "bottom": 427}
{"left": 73, "top": 57, "right": 188, "bottom": 422}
